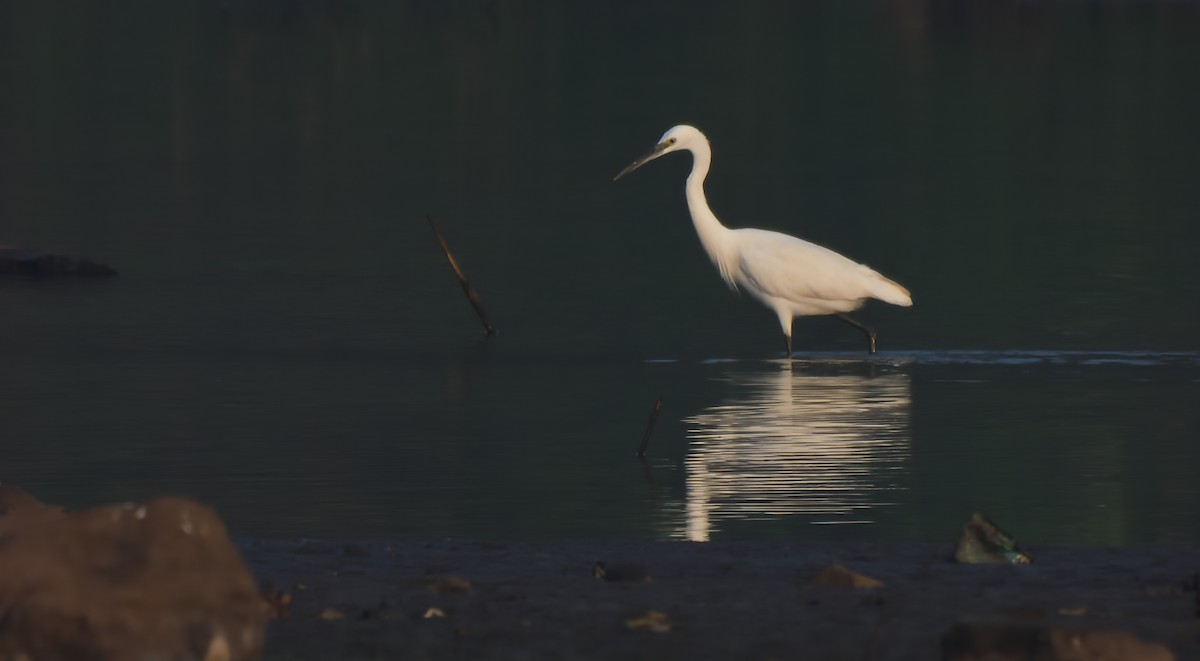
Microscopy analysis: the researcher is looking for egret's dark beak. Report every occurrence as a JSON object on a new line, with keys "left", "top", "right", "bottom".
{"left": 613, "top": 142, "right": 669, "bottom": 181}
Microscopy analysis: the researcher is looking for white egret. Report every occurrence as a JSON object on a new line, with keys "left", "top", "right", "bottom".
{"left": 614, "top": 125, "right": 912, "bottom": 355}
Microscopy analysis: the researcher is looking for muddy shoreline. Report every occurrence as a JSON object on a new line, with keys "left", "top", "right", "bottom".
{"left": 240, "top": 539, "right": 1200, "bottom": 659}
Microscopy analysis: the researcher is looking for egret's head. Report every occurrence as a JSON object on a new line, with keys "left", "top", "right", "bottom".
{"left": 613, "top": 124, "right": 707, "bottom": 181}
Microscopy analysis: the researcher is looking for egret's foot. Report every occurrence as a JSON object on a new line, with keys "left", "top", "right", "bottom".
{"left": 835, "top": 314, "right": 877, "bottom": 356}
{"left": 783, "top": 335, "right": 792, "bottom": 358}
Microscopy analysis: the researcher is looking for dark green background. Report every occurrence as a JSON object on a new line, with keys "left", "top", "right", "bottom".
{"left": 1, "top": 1, "right": 1197, "bottom": 544}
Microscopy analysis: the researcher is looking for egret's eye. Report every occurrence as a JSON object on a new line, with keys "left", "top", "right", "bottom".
{"left": 667, "top": 138, "right": 677, "bottom": 145}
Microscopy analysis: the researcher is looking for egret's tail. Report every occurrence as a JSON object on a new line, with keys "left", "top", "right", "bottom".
{"left": 861, "top": 267, "right": 913, "bottom": 307}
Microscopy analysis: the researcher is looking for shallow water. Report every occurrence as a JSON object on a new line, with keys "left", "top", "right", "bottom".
{"left": 3, "top": 329, "right": 1197, "bottom": 545}
{"left": 2, "top": 2, "right": 1198, "bottom": 544}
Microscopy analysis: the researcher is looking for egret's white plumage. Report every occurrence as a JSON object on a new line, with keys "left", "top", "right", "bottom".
{"left": 615, "top": 125, "right": 912, "bottom": 355}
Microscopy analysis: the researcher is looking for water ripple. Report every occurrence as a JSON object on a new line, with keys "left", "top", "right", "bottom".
{"left": 657, "top": 350, "right": 1200, "bottom": 369}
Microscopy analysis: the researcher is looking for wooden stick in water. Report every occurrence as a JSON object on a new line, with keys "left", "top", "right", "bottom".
{"left": 637, "top": 397, "right": 663, "bottom": 459}
{"left": 426, "top": 215, "right": 496, "bottom": 337}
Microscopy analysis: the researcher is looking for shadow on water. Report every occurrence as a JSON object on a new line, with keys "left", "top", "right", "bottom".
{"left": 677, "top": 362, "right": 911, "bottom": 541}
{"left": 670, "top": 350, "right": 1200, "bottom": 369}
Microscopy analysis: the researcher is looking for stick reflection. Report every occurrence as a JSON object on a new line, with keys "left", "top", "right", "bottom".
{"left": 681, "top": 365, "right": 911, "bottom": 541}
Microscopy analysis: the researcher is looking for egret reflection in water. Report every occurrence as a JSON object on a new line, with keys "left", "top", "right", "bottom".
{"left": 681, "top": 364, "right": 911, "bottom": 541}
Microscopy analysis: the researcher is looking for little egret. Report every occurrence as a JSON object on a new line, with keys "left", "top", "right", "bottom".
{"left": 614, "top": 125, "right": 912, "bottom": 355}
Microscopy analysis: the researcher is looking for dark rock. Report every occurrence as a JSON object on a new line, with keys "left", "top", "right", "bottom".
{"left": 319, "top": 608, "right": 346, "bottom": 621}
{"left": 811, "top": 564, "right": 884, "bottom": 588}
{"left": 941, "top": 620, "right": 1174, "bottom": 660}
{"left": 0, "top": 247, "right": 117, "bottom": 276}
{"left": 426, "top": 576, "right": 473, "bottom": 593}
{"left": 0, "top": 493, "right": 265, "bottom": 660}
{"left": 340, "top": 542, "right": 369, "bottom": 557}
{"left": 955, "top": 512, "right": 1032, "bottom": 564}
{"left": 593, "top": 561, "right": 651, "bottom": 582}
{"left": 355, "top": 599, "right": 391, "bottom": 621}
{"left": 624, "top": 610, "right": 674, "bottom": 633}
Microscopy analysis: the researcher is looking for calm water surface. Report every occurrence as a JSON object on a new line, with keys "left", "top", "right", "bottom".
{"left": 1, "top": 1, "right": 1198, "bottom": 544}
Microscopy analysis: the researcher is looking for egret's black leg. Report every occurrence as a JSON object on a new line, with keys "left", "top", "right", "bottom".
{"left": 836, "top": 314, "right": 877, "bottom": 354}
{"left": 783, "top": 334, "right": 792, "bottom": 358}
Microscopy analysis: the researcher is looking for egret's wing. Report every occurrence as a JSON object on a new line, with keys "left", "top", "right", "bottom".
{"left": 735, "top": 229, "right": 908, "bottom": 305}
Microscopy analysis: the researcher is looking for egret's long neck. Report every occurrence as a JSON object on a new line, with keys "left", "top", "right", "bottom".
{"left": 684, "top": 141, "right": 737, "bottom": 284}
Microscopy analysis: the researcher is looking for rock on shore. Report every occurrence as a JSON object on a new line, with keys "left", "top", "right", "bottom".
{"left": 0, "top": 486, "right": 264, "bottom": 660}
{"left": 0, "top": 247, "right": 116, "bottom": 276}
